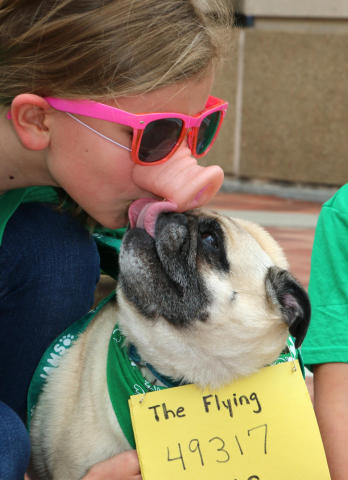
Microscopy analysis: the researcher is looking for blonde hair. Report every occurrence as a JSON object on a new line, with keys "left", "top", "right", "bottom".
{"left": 0, "top": 0, "right": 232, "bottom": 105}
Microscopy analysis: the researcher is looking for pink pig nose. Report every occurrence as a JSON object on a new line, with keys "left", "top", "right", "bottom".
{"left": 132, "top": 147, "right": 224, "bottom": 211}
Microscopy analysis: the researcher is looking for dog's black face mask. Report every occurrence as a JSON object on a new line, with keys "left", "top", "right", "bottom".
{"left": 119, "top": 212, "right": 229, "bottom": 327}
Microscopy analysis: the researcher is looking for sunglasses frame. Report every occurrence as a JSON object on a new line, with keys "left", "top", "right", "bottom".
{"left": 44, "top": 96, "right": 228, "bottom": 165}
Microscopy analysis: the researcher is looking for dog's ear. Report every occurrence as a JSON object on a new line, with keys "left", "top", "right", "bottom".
{"left": 266, "top": 266, "right": 311, "bottom": 348}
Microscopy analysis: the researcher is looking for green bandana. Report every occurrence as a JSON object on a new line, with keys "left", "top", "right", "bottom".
{"left": 107, "top": 325, "right": 167, "bottom": 448}
{"left": 28, "top": 294, "right": 303, "bottom": 450}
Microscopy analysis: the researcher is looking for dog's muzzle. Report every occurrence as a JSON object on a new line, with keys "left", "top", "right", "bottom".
{"left": 119, "top": 211, "right": 211, "bottom": 326}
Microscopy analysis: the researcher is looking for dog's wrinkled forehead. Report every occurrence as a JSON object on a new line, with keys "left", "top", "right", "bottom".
{"left": 180, "top": 210, "right": 230, "bottom": 273}
{"left": 194, "top": 209, "right": 288, "bottom": 271}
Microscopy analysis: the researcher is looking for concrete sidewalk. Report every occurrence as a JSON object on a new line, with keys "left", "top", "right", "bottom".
{"left": 207, "top": 191, "right": 324, "bottom": 289}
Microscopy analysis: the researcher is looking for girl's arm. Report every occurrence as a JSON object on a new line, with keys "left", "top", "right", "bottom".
{"left": 314, "top": 363, "right": 348, "bottom": 480}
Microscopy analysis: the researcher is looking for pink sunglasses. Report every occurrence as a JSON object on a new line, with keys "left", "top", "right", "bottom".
{"left": 40, "top": 96, "right": 228, "bottom": 165}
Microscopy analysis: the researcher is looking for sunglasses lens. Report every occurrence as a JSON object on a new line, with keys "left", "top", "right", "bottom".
{"left": 196, "top": 111, "right": 221, "bottom": 155}
{"left": 139, "top": 118, "right": 183, "bottom": 163}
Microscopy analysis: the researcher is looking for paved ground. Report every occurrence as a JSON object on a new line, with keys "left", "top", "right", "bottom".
{"left": 207, "top": 192, "right": 323, "bottom": 289}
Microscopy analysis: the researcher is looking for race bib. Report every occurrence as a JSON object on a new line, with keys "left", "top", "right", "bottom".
{"left": 129, "top": 361, "right": 330, "bottom": 479}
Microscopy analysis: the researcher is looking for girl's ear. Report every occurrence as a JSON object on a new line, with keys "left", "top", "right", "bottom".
{"left": 9, "top": 94, "right": 52, "bottom": 151}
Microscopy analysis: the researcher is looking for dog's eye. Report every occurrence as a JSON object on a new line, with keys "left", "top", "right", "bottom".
{"left": 201, "top": 231, "right": 219, "bottom": 250}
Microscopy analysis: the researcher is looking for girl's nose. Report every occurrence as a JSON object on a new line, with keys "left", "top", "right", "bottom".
{"left": 132, "top": 146, "right": 224, "bottom": 211}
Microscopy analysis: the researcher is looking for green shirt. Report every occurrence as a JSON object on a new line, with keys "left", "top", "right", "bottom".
{"left": 0, "top": 186, "right": 59, "bottom": 245}
{"left": 302, "top": 184, "right": 348, "bottom": 367}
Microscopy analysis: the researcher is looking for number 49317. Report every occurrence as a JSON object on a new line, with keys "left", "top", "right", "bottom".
{"left": 166, "top": 423, "right": 268, "bottom": 478}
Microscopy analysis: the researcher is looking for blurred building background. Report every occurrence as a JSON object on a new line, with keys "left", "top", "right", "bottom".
{"left": 206, "top": 0, "right": 348, "bottom": 197}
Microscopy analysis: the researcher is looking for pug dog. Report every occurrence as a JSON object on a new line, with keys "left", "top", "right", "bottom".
{"left": 28, "top": 207, "right": 310, "bottom": 480}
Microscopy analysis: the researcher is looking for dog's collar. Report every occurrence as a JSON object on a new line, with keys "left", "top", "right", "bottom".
{"left": 128, "top": 344, "right": 183, "bottom": 388}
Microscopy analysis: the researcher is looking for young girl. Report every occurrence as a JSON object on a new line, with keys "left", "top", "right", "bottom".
{"left": 0, "top": 1, "right": 231, "bottom": 479}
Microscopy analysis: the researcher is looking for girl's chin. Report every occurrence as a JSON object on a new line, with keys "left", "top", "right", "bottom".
{"left": 97, "top": 212, "right": 129, "bottom": 230}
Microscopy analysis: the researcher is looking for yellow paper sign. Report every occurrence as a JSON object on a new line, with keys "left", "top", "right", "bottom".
{"left": 129, "top": 361, "right": 330, "bottom": 480}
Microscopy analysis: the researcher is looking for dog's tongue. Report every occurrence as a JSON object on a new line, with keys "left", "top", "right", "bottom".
{"left": 128, "top": 198, "right": 178, "bottom": 237}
